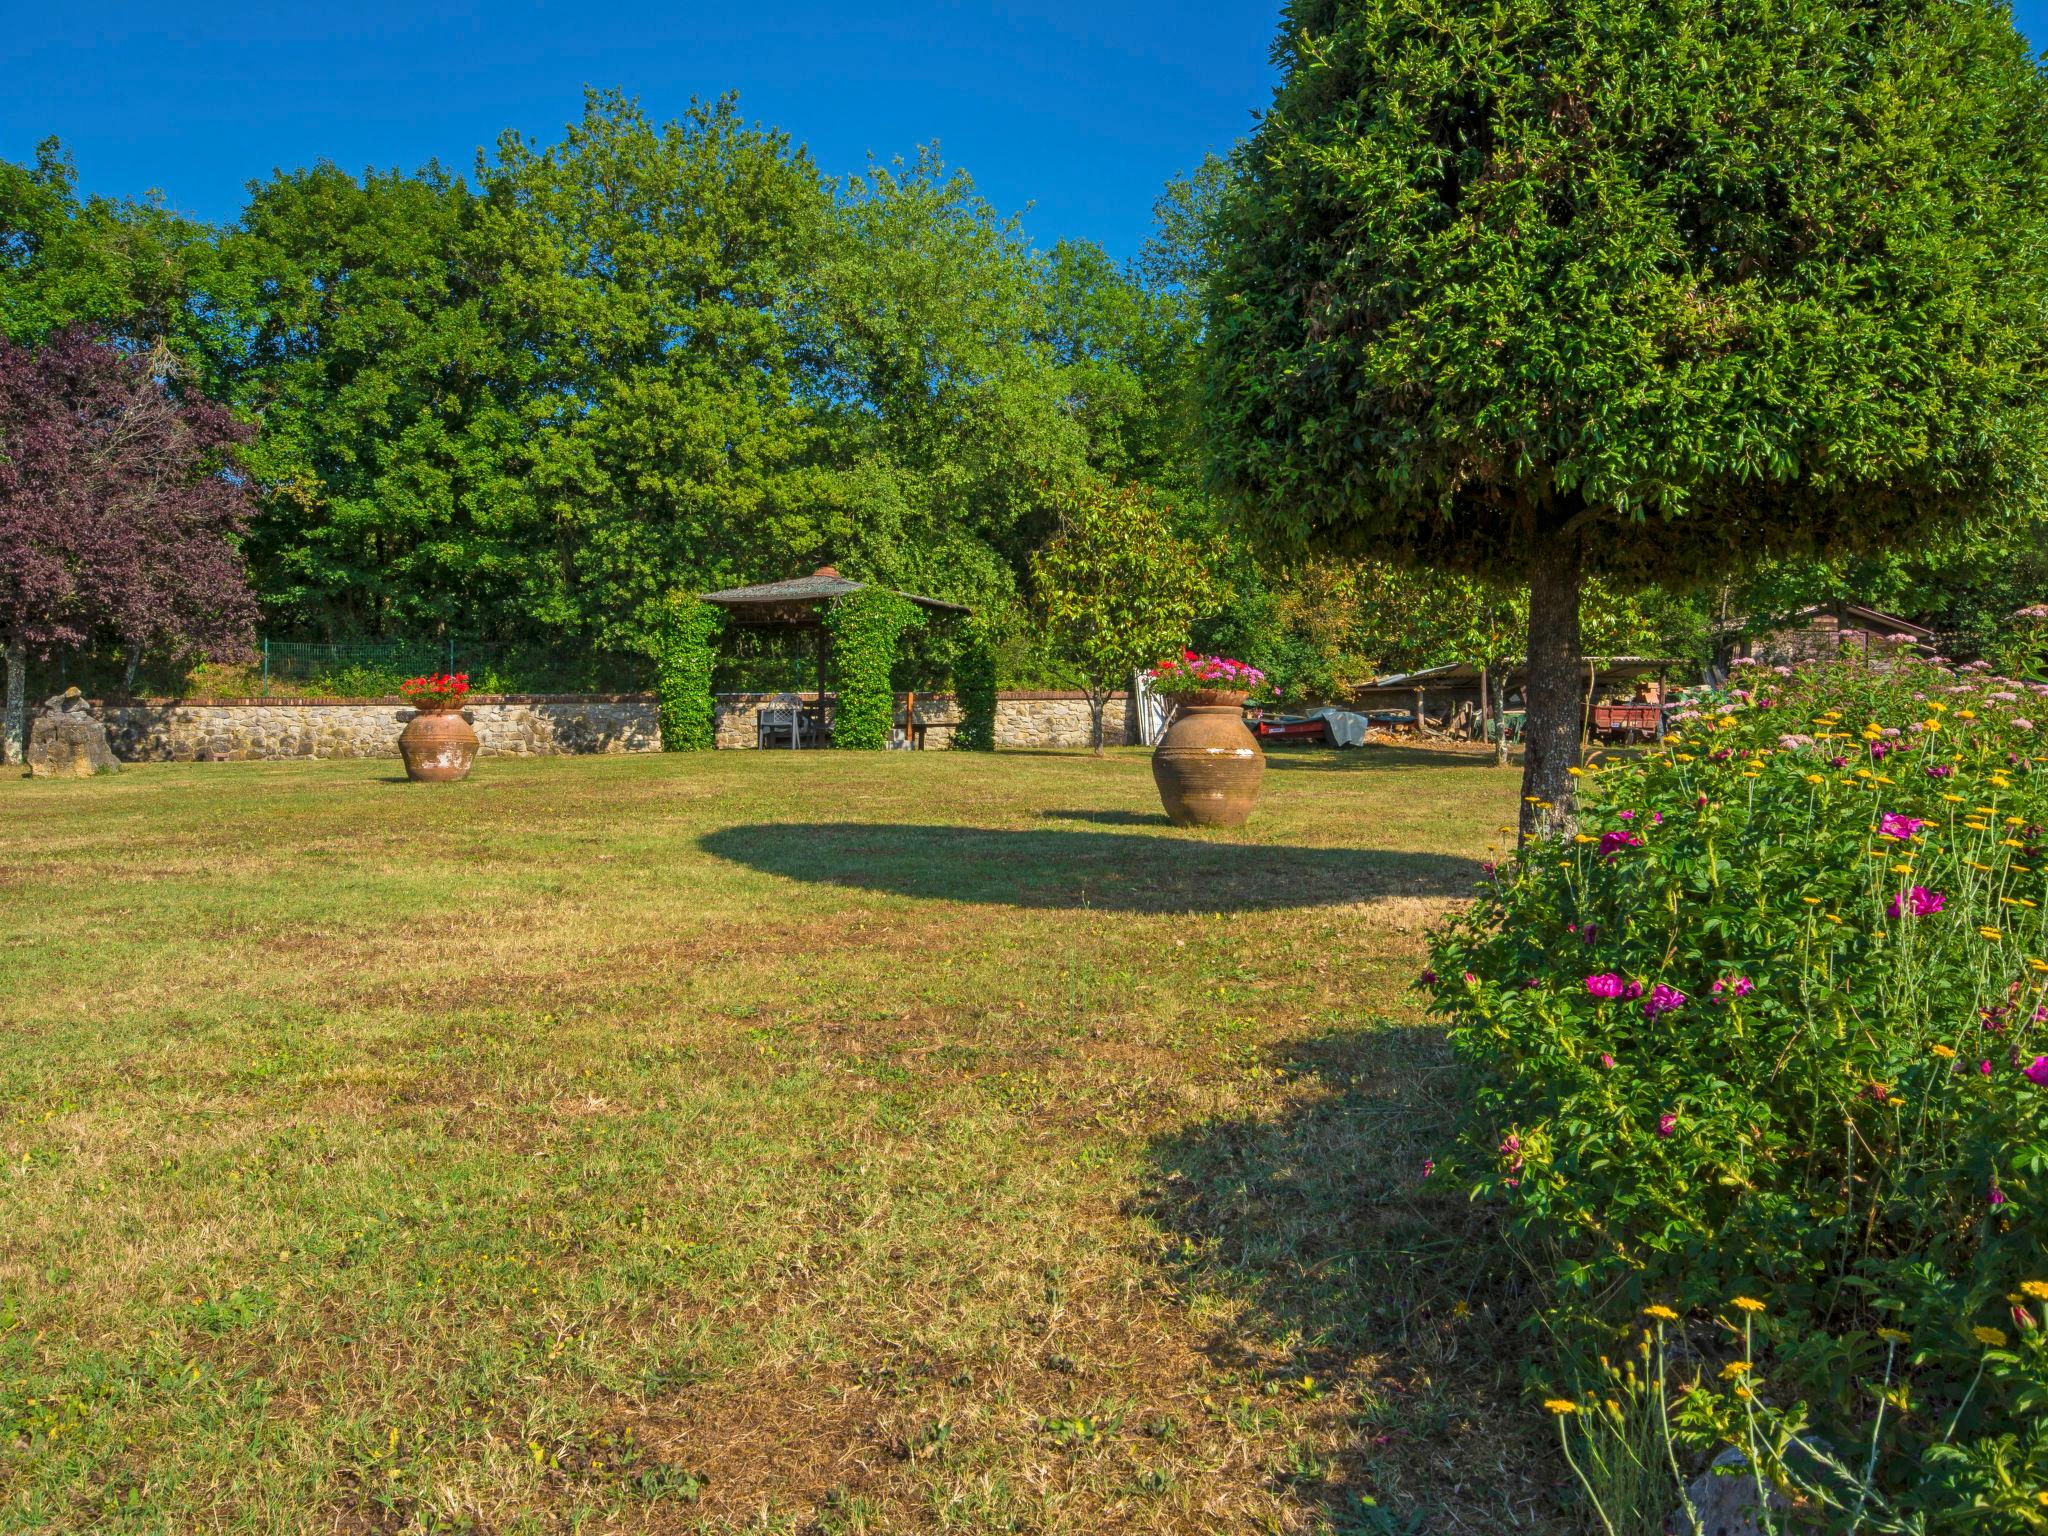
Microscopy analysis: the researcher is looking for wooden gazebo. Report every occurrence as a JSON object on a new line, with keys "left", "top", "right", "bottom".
{"left": 697, "top": 566, "right": 971, "bottom": 746}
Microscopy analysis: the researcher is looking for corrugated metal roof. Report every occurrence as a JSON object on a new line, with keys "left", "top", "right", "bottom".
{"left": 1365, "top": 656, "right": 1685, "bottom": 688}
{"left": 699, "top": 567, "right": 970, "bottom": 616}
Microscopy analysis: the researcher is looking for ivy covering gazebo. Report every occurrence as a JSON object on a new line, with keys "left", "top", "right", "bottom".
{"left": 691, "top": 567, "right": 974, "bottom": 749}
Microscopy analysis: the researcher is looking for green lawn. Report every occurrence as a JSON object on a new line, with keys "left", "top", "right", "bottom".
{"left": 0, "top": 745, "right": 1549, "bottom": 1534}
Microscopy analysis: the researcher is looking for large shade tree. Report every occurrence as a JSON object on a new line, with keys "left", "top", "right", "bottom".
{"left": 1208, "top": 0, "right": 2048, "bottom": 834}
{"left": 0, "top": 331, "right": 257, "bottom": 760}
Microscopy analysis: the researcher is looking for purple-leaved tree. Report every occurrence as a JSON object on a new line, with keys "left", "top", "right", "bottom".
{"left": 0, "top": 329, "right": 258, "bottom": 762}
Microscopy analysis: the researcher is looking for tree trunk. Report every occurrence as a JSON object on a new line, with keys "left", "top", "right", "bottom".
{"left": 1478, "top": 662, "right": 1490, "bottom": 746}
{"left": 1087, "top": 678, "right": 1107, "bottom": 756}
{"left": 2, "top": 641, "right": 24, "bottom": 767}
{"left": 1519, "top": 539, "right": 1584, "bottom": 842}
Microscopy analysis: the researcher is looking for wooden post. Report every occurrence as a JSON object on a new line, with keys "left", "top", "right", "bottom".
{"left": 812, "top": 624, "right": 827, "bottom": 749}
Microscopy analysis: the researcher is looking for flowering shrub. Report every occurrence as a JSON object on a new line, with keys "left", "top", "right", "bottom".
{"left": 1150, "top": 651, "right": 1266, "bottom": 696}
{"left": 399, "top": 672, "right": 470, "bottom": 709}
{"left": 1425, "top": 653, "right": 2048, "bottom": 1529}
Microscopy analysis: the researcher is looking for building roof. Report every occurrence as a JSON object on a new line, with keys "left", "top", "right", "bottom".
{"left": 699, "top": 566, "right": 971, "bottom": 626}
{"left": 1783, "top": 603, "right": 1936, "bottom": 640}
{"left": 1363, "top": 656, "right": 1685, "bottom": 689}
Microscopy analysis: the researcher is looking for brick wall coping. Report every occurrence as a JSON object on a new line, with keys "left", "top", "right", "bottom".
{"left": 98, "top": 688, "right": 1125, "bottom": 708}
{"left": 104, "top": 692, "right": 658, "bottom": 708}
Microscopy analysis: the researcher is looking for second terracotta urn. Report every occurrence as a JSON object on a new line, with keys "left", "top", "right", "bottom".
{"left": 1151, "top": 689, "right": 1264, "bottom": 828}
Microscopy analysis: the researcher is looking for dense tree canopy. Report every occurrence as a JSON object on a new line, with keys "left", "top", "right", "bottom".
{"left": 7, "top": 69, "right": 2028, "bottom": 712}
{"left": 1209, "top": 0, "right": 2048, "bottom": 825}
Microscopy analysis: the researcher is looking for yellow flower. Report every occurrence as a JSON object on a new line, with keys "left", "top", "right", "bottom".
{"left": 1959, "top": 709, "right": 1979, "bottom": 721}
{"left": 1981, "top": 927, "right": 2004, "bottom": 942}
{"left": 1574, "top": 834, "right": 1597, "bottom": 844}
{"left": 1733, "top": 1385, "right": 1753, "bottom": 1400}
{"left": 1974, "top": 1326, "right": 2008, "bottom": 1348}
{"left": 2007, "top": 816, "right": 2027, "bottom": 827}
{"left": 1978, "top": 805, "right": 2000, "bottom": 815}
{"left": 1891, "top": 863, "right": 1914, "bottom": 875}
{"left": 1876, "top": 1327, "right": 1911, "bottom": 1344}
{"left": 1804, "top": 773, "right": 1825, "bottom": 785}
{"left": 2021, "top": 1281, "right": 2048, "bottom": 1301}
{"left": 1720, "top": 1360, "right": 1753, "bottom": 1379}
{"left": 2005, "top": 839, "right": 2028, "bottom": 850}
{"left": 1801, "top": 896, "right": 1822, "bottom": 906}
{"left": 1566, "top": 766, "right": 1584, "bottom": 777}
{"left": 1943, "top": 793, "right": 1965, "bottom": 803}
{"left": 1543, "top": 1398, "right": 1579, "bottom": 1415}
{"left": 1825, "top": 914, "right": 1845, "bottom": 925}
{"left": 1931, "top": 1044, "right": 1957, "bottom": 1059}
{"left": 1731, "top": 1296, "right": 1766, "bottom": 1314}
{"left": 1643, "top": 1304, "right": 1679, "bottom": 1322}
{"left": 1675, "top": 753, "right": 1696, "bottom": 763}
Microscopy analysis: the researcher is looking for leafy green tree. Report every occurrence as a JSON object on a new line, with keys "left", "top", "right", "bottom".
{"left": 476, "top": 92, "right": 834, "bottom": 652}
{"left": 213, "top": 162, "right": 529, "bottom": 636}
{"left": 1031, "top": 478, "right": 1219, "bottom": 752}
{"left": 1209, "top": 0, "right": 2048, "bottom": 833}
{"left": 0, "top": 138, "right": 230, "bottom": 363}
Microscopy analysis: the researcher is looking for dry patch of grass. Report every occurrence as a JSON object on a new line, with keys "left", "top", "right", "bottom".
{"left": 0, "top": 745, "right": 1553, "bottom": 1534}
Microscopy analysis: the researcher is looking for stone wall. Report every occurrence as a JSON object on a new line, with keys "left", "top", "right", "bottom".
{"left": 84, "top": 690, "right": 1136, "bottom": 762}
{"left": 103, "top": 695, "right": 659, "bottom": 763}
{"left": 709, "top": 691, "right": 1133, "bottom": 750}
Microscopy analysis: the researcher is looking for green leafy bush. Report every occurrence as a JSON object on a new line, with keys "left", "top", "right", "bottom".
{"left": 825, "top": 589, "right": 922, "bottom": 750}
{"left": 1426, "top": 655, "right": 2048, "bottom": 1529}
{"left": 952, "top": 617, "right": 998, "bottom": 752}
{"left": 648, "top": 596, "right": 722, "bottom": 751}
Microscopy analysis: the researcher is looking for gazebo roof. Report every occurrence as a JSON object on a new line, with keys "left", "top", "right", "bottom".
{"left": 699, "top": 567, "right": 970, "bottom": 627}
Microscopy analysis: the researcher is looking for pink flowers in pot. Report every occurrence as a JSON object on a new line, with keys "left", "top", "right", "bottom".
{"left": 1887, "top": 886, "right": 1945, "bottom": 919}
{"left": 1149, "top": 652, "right": 1267, "bottom": 695}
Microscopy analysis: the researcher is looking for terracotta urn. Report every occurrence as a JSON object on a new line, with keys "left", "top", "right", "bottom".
{"left": 1151, "top": 689, "right": 1264, "bottom": 828}
{"left": 398, "top": 703, "right": 479, "bottom": 783}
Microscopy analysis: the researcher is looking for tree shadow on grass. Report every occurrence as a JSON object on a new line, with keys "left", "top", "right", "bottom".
{"left": 697, "top": 823, "right": 1489, "bottom": 913}
{"left": 1138, "top": 1024, "right": 1547, "bottom": 1529}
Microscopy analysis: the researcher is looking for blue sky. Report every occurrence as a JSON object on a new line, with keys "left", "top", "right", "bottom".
{"left": 5, "top": 1, "right": 2045, "bottom": 262}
